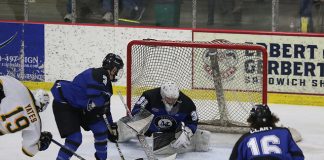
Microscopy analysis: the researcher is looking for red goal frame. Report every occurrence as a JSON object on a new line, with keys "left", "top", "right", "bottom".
{"left": 126, "top": 40, "right": 268, "bottom": 110}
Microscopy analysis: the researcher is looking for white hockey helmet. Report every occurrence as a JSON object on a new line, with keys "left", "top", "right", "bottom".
{"left": 161, "top": 81, "right": 180, "bottom": 112}
{"left": 34, "top": 89, "right": 50, "bottom": 112}
{"left": 161, "top": 81, "right": 179, "bottom": 99}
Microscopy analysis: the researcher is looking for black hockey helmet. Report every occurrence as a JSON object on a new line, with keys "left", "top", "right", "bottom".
{"left": 102, "top": 53, "right": 124, "bottom": 70}
{"left": 248, "top": 104, "right": 279, "bottom": 129}
{"left": 102, "top": 53, "right": 124, "bottom": 82}
{"left": 249, "top": 104, "right": 272, "bottom": 124}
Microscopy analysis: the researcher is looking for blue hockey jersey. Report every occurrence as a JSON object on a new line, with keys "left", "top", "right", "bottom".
{"left": 51, "top": 68, "right": 113, "bottom": 110}
{"left": 131, "top": 88, "right": 198, "bottom": 134}
{"left": 230, "top": 127, "right": 304, "bottom": 160}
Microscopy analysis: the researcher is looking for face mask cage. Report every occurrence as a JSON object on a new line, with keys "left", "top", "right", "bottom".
{"left": 111, "top": 68, "right": 124, "bottom": 82}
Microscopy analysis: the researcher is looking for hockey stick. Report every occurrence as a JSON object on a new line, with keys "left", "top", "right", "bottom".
{"left": 117, "top": 91, "right": 157, "bottom": 160}
{"left": 102, "top": 114, "right": 126, "bottom": 160}
{"left": 51, "top": 139, "right": 86, "bottom": 160}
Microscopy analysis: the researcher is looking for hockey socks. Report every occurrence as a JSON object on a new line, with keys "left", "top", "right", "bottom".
{"left": 90, "top": 120, "right": 109, "bottom": 160}
{"left": 56, "top": 132, "right": 82, "bottom": 160}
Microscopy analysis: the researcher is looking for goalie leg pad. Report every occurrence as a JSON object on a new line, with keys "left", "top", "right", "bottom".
{"left": 117, "top": 117, "right": 137, "bottom": 142}
{"left": 153, "top": 131, "right": 195, "bottom": 155}
{"left": 288, "top": 127, "right": 302, "bottom": 142}
{"left": 192, "top": 129, "right": 211, "bottom": 152}
{"left": 154, "top": 141, "right": 195, "bottom": 155}
{"left": 153, "top": 132, "right": 176, "bottom": 155}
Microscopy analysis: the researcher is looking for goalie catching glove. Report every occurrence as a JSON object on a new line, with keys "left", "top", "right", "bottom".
{"left": 107, "top": 122, "right": 118, "bottom": 143}
{"left": 171, "top": 122, "right": 193, "bottom": 149}
{"left": 39, "top": 131, "right": 52, "bottom": 151}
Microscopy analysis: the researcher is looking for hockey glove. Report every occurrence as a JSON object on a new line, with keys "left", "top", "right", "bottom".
{"left": 89, "top": 104, "right": 110, "bottom": 117}
{"left": 39, "top": 131, "right": 52, "bottom": 151}
{"left": 171, "top": 122, "right": 193, "bottom": 149}
{"left": 108, "top": 122, "right": 119, "bottom": 143}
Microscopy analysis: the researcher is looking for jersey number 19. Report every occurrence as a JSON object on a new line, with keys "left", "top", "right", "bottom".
{"left": 1, "top": 107, "right": 30, "bottom": 133}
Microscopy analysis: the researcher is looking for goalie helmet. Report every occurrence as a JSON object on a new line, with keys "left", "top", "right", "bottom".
{"left": 102, "top": 53, "right": 124, "bottom": 82}
{"left": 161, "top": 81, "right": 179, "bottom": 112}
{"left": 161, "top": 81, "right": 179, "bottom": 99}
{"left": 34, "top": 89, "right": 50, "bottom": 112}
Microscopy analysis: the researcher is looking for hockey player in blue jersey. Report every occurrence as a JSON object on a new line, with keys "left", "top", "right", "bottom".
{"left": 51, "top": 53, "right": 123, "bottom": 160}
{"left": 230, "top": 104, "right": 304, "bottom": 160}
{"left": 124, "top": 81, "right": 210, "bottom": 154}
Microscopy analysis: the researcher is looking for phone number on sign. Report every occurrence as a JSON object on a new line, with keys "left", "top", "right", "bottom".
{"left": 0, "top": 55, "right": 20, "bottom": 63}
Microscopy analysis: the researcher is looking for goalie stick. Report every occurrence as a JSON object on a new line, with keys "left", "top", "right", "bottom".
{"left": 117, "top": 91, "right": 177, "bottom": 160}
{"left": 103, "top": 114, "right": 126, "bottom": 160}
{"left": 51, "top": 138, "right": 86, "bottom": 160}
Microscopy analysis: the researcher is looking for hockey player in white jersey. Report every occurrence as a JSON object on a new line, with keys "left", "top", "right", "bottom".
{"left": 0, "top": 75, "right": 52, "bottom": 157}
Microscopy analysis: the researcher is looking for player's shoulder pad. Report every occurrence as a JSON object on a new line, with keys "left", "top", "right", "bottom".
{"left": 142, "top": 88, "right": 161, "bottom": 100}
{"left": 92, "top": 68, "right": 110, "bottom": 83}
{"left": 272, "top": 126, "right": 292, "bottom": 135}
{"left": 235, "top": 131, "right": 252, "bottom": 146}
{"left": 178, "top": 91, "right": 196, "bottom": 112}
{"left": 273, "top": 126, "right": 289, "bottom": 131}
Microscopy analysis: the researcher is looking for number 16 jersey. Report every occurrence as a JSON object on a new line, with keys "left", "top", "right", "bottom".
{"left": 230, "top": 127, "right": 304, "bottom": 160}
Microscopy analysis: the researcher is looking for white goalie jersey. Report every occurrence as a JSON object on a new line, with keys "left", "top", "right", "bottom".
{"left": 0, "top": 76, "right": 42, "bottom": 157}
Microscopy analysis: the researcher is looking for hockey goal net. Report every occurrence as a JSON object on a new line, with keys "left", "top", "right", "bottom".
{"left": 126, "top": 39, "right": 268, "bottom": 133}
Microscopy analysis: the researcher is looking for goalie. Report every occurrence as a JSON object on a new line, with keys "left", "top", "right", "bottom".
{"left": 118, "top": 81, "right": 210, "bottom": 155}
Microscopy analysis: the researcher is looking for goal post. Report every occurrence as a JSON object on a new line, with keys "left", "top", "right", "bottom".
{"left": 126, "top": 39, "right": 268, "bottom": 133}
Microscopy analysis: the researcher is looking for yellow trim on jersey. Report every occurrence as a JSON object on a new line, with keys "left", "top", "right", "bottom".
{"left": 22, "top": 147, "right": 34, "bottom": 157}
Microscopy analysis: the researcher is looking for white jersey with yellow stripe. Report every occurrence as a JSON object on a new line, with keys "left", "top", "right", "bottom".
{"left": 0, "top": 76, "right": 42, "bottom": 157}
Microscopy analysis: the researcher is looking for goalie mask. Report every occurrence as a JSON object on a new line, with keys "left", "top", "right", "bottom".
{"left": 160, "top": 81, "right": 179, "bottom": 112}
{"left": 102, "top": 53, "right": 124, "bottom": 82}
{"left": 34, "top": 89, "right": 50, "bottom": 112}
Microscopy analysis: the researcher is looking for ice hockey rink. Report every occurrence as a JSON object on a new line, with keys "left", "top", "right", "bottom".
{"left": 1, "top": 95, "right": 324, "bottom": 160}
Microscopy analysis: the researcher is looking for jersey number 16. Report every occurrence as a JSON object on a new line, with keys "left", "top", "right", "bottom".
{"left": 247, "top": 135, "right": 282, "bottom": 155}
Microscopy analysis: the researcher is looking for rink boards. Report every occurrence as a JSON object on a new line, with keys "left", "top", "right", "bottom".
{"left": 0, "top": 21, "right": 324, "bottom": 106}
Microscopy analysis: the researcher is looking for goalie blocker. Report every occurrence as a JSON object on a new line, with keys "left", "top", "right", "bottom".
{"left": 117, "top": 108, "right": 154, "bottom": 142}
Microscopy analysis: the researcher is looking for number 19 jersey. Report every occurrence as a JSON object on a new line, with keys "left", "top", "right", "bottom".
{"left": 0, "top": 76, "right": 42, "bottom": 157}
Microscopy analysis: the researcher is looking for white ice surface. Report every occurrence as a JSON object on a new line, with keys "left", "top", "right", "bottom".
{"left": 0, "top": 95, "right": 324, "bottom": 160}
